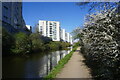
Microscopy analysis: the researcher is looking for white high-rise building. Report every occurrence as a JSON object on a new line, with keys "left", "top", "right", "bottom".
{"left": 67, "top": 32, "right": 70, "bottom": 42}
{"left": 38, "top": 20, "right": 60, "bottom": 41}
{"left": 70, "top": 35, "right": 73, "bottom": 44}
{"left": 65, "top": 32, "right": 70, "bottom": 42}
{"left": 64, "top": 32, "right": 73, "bottom": 44}
{"left": 60, "top": 28, "right": 66, "bottom": 41}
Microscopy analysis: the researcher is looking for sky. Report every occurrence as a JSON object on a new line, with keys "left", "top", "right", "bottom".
{"left": 22, "top": 2, "right": 89, "bottom": 33}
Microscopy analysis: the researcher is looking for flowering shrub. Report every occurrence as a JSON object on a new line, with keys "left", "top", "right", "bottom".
{"left": 80, "top": 7, "right": 120, "bottom": 79}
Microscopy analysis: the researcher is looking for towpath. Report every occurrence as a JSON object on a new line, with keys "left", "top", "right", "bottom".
{"left": 56, "top": 47, "right": 92, "bottom": 78}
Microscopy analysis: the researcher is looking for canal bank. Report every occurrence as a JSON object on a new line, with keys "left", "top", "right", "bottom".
{"left": 44, "top": 46, "right": 78, "bottom": 79}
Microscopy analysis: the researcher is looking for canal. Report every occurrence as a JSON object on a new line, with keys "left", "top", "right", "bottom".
{"left": 2, "top": 48, "right": 72, "bottom": 78}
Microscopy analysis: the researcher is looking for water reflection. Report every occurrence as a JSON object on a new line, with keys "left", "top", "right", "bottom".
{"left": 3, "top": 48, "right": 72, "bottom": 78}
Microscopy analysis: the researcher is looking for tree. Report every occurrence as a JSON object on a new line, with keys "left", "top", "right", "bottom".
{"left": 76, "top": 2, "right": 119, "bottom": 12}
{"left": 12, "top": 32, "right": 31, "bottom": 54}
{"left": 79, "top": 6, "right": 120, "bottom": 79}
{"left": 71, "top": 27, "right": 82, "bottom": 40}
{"left": 30, "top": 33, "right": 45, "bottom": 51}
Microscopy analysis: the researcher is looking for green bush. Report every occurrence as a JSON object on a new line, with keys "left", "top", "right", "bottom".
{"left": 30, "top": 33, "right": 45, "bottom": 51}
{"left": 47, "top": 41, "right": 60, "bottom": 50}
{"left": 46, "top": 41, "right": 71, "bottom": 50}
{"left": 12, "top": 32, "right": 31, "bottom": 54}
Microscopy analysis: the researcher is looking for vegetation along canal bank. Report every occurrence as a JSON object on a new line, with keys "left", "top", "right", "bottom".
{"left": 2, "top": 27, "right": 71, "bottom": 56}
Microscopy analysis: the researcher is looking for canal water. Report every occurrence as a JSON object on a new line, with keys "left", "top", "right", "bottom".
{"left": 2, "top": 48, "right": 72, "bottom": 78}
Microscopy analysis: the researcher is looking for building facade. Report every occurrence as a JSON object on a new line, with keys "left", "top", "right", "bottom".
{"left": 37, "top": 20, "right": 73, "bottom": 44}
{"left": 1, "top": 2, "right": 27, "bottom": 33}
{"left": 67, "top": 32, "right": 70, "bottom": 42}
{"left": 70, "top": 35, "right": 73, "bottom": 44}
{"left": 60, "top": 28, "right": 66, "bottom": 41}
{"left": 38, "top": 20, "right": 60, "bottom": 41}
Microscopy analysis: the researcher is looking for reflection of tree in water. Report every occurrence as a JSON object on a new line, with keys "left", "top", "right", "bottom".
{"left": 56, "top": 51, "right": 60, "bottom": 64}
{"left": 50, "top": 54, "right": 52, "bottom": 71}
{"left": 46, "top": 54, "right": 50, "bottom": 75}
{"left": 60, "top": 52, "right": 63, "bottom": 59}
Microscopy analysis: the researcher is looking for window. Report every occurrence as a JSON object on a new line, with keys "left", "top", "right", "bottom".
{"left": 4, "top": 16, "right": 8, "bottom": 20}
{"left": 50, "top": 23, "right": 52, "bottom": 25}
{"left": 3, "top": 6, "right": 8, "bottom": 10}
{"left": 50, "top": 30, "right": 52, "bottom": 34}
{"left": 50, "top": 35, "right": 52, "bottom": 37}
{"left": 50, "top": 27, "right": 52, "bottom": 29}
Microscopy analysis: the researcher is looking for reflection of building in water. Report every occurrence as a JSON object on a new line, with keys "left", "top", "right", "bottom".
{"left": 38, "top": 49, "right": 72, "bottom": 77}
{"left": 63, "top": 53, "right": 66, "bottom": 58}
{"left": 47, "top": 54, "right": 51, "bottom": 74}
{"left": 51, "top": 51, "right": 58, "bottom": 68}
{"left": 41, "top": 58, "right": 47, "bottom": 77}
{"left": 56, "top": 51, "right": 60, "bottom": 64}
{"left": 38, "top": 55, "right": 47, "bottom": 77}
{"left": 67, "top": 50, "right": 70, "bottom": 54}
{"left": 60, "top": 50, "right": 67, "bottom": 58}
{"left": 70, "top": 47, "right": 73, "bottom": 51}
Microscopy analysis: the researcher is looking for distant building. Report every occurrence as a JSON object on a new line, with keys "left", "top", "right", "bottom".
{"left": 64, "top": 32, "right": 73, "bottom": 44}
{"left": 26, "top": 25, "right": 32, "bottom": 32}
{"left": 38, "top": 20, "right": 60, "bottom": 41}
{"left": 37, "top": 20, "right": 73, "bottom": 43}
{"left": 65, "top": 32, "right": 68, "bottom": 42}
{"left": 1, "top": 2, "right": 28, "bottom": 33}
{"left": 70, "top": 35, "right": 73, "bottom": 44}
{"left": 67, "top": 32, "right": 70, "bottom": 42}
{"left": 60, "top": 28, "right": 66, "bottom": 41}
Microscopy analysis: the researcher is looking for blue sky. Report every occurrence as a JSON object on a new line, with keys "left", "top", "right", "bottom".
{"left": 23, "top": 2, "right": 88, "bottom": 33}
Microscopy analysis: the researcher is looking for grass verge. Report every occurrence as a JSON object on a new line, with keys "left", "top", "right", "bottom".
{"left": 44, "top": 46, "right": 78, "bottom": 79}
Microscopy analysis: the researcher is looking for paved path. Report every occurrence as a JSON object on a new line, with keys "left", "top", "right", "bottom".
{"left": 56, "top": 47, "right": 92, "bottom": 78}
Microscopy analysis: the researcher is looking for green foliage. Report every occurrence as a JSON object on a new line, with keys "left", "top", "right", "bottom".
{"left": 2, "top": 28, "right": 15, "bottom": 54}
{"left": 60, "top": 42, "right": 71, "bottom": 49}
{"left": 71, "top": 27, "right": 82, "bottom": 40}
{"left": 30, "top": 33, "right": 45, "bottom": 51}
{"left": 12, "top": 32, "right": 31, "bottom": 54}
{"left": 47, "top": 41, "right": 60, "bottom": 50}
{"left": 47, "top": 41, "right": 71, "bottom": 50}
{"left": 2, "top": 28, "right": 71, "bottom": 55}
{"left": 44, "top": 47, "right": 77, "bottom": 79}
